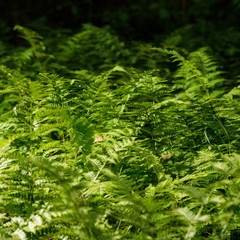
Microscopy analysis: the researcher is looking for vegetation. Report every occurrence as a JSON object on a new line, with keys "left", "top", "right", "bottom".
{"left": 1, "top": 23, "right": 240, "bottom": 239}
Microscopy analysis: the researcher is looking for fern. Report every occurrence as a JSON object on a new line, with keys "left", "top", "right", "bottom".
{"left": 1, "top": 25, "right": 240, "bottom": 239}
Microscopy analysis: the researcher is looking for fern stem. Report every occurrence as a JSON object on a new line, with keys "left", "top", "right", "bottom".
{"left": 93, "top": 161, "right": 107, "bottom": 182}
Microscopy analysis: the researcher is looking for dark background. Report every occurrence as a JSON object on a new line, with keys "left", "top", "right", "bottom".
{"left": 1, "top": 0, "right": 240, "bottom": 76}
{"left": 0, "top": 0, "right": 239, "bottom": 41}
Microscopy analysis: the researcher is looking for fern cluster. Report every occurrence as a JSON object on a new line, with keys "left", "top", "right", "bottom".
{"left": 0, "top": 25, "right": 240, "bottom": 239}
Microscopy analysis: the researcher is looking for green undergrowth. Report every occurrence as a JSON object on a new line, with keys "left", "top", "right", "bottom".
{"left": 0, "top": 25, "right": 240, "bottom": 239}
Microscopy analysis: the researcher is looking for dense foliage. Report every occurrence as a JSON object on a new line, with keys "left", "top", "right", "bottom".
{"left": 1, "top": 24, "right": 240, "bottom": 239}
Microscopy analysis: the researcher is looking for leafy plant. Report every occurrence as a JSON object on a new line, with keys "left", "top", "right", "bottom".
{"left": 0, "top": 25, "right": 240, "bottom": 239}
